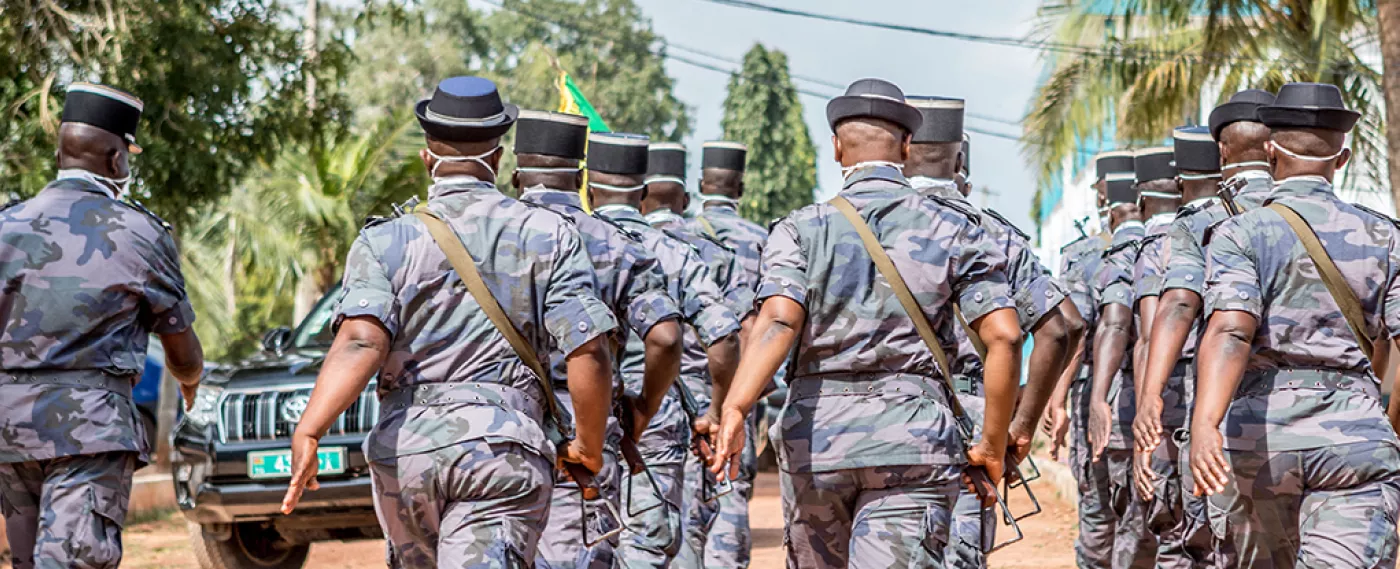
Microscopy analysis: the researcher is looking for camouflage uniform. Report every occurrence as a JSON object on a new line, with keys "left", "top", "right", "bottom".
{"left": 690, "top": 201, "right": 767, "bottom": 569}
{"left": 520, "top": 188, "right": 682, "bottom": 569}
{"left": 593, "top": 204, "right": 742, "bottom": 569}
{"left": 0, "top": 175, "right": 192, "bottom": 569}
{"left": 913, "top": 177, "right": 1068, "bottom": 568}
{"left": 1153, "top": 172, "right": 1271, "bottom": 567}
{"left": 1093, "top": 219, "right": 1159, "bottom": 569}
{"left": 1059, "top": 230, "right": 1115, "bottom": 569}
{"left": 337, "top": 177, "right": 619, "bottom": 569}
{"left": 761, "top": 165, "right": 1013, "bottom": 568}
{"left": 1201, "top": 176, "right": 1400, "bottom": 569}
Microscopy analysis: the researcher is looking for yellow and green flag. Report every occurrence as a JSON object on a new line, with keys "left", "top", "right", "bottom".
{"left": 557, "top": 72, "right": 609, "bottom": 210}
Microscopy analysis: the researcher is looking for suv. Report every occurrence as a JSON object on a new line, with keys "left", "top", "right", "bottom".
{"left": 172, "top": 286, "right": 382, "bottom": 569}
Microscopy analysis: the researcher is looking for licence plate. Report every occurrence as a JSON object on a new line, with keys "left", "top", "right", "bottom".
{"left": 247, "top": 447, "right": 346, "bottom": 480}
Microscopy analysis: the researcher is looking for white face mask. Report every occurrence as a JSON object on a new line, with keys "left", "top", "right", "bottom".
{"left": 1269, "top": 141, "right": 1345, "bottom": 163}
{"left": 841, "top": 160, "right": 904, "bottom": 178}
{"left": 57, "top": 168, "right": 130, "bottom": 199}
{"left": 427, "top": 146, "right": 500, "bottom": 181}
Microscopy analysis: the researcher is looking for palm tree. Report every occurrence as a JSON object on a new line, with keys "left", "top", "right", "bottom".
{"left": 1025, "top": 0, "right": 1385, "bottom": 222}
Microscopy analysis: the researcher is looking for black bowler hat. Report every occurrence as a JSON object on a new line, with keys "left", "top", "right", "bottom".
{"left": 1095, "top": 151, "right": 1135, "bottom": 182}
{"left": 647, "top": 143, "right": 687, "bottom": 184}
{"left": 587, "top": 132, "right": 650, "bottom": 175}
{"left": 1134, "top": 147, "right": 1176, "bottom": 183}
{"left": 1105, "top": 172, "right": 1138, "bottom": 205}
{"left": 961, "top": 134, "right": 971, "bottom": 177}
{"left": 1257, "top": 82, "right": 1361, "bottom": 133}
{"left": 1173, "top": 126, "right": 1220, "bottom": 173}
{"left": 415, "top": 76, "right": 519, "bottom": 142}
{"left": 701, "top": 141, "right": 747, "bottom": 172}
{"left": 62, "top": 83, "right": 144, "bottom": 154}
{"left": 826, "top": 78, "right": 922, "bottom": 134}
{"left": 906, "top": 96, "right": 964, "bottom": 143}
{"left": 515, "top": 110, "right": 588, "bottom": 159}
{"left": 1208, "top": 89, "right": 1275, "bottom": 141}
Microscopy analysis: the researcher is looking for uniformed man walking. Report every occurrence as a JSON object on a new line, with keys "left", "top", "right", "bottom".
{"left": 1192, "top": 82, "right": 1400, "bottom": 568}
{"left": 708, "top": 78, "right": 1024, "bottom": 568}
{"left": 0, "top": 83, "right": 206, "bottom": 569}
{"left": 1087, "top": 164, "right": 1159, "bottom": 569}
{"left": 1134, "top": 91, "right": 1276, "bottom": 566}
{"left": 587, "top": 133, "right": 744, "bottom": 569}
{"left": 903, "top": 94, "right": 1084, "bottom": 568}
{"left": 511, "top": 110, "right": 687, "bottom": 569}
{"left": 280, "top": 77, "right": 620, "bottom": 568}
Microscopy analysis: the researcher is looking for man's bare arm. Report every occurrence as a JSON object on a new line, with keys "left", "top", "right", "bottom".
{"left": 711, "top": 297, "right": 805, "bottom": 476}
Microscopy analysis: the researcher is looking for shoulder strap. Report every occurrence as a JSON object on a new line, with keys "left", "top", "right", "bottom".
{"left": 698, "top": 215, "right": 719, "bottom": 239}
{"left": 413, "top": 210, "right": 569, "bottom": 430}
{"left": 828, "top": 196, "right": 968, "bottom": 417}
{"left": 1265, "top": 203, "right": 1376, "bottom": 363}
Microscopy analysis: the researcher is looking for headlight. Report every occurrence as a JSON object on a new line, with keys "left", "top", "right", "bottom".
{"left": 185, "top": 385, "right": 224, "bottom": 428}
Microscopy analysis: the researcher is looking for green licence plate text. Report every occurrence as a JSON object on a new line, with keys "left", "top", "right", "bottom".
{"left": 248, "top": 447, "right": 346, "bottom": 480}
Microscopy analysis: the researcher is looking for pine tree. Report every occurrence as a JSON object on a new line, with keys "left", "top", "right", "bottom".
{"left": 720, "top": 43, "right": 817, "bottom": 224}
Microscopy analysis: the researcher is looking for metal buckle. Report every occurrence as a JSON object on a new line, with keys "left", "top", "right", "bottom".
{"left": 581, "top": 489, "right": 623, "bottom": 548}
{"left": 624, "top": 459, "right": 668, "bottom": 517}
{"left": 701, "top": 467, "right": 734, "bottom": 504}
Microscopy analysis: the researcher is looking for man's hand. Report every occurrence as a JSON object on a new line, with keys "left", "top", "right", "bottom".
{"left": 280, "top": 434, "right": 321, "bottom": 514}
{"left": 965, "top": 440, "right": 1006, "bottom": 507}
{"left": 693, "top": 410, "right": 720, "bottom": 460}
{"left": 559, "top": 438, "right": 605, "bottom": 475}
{"left": 1133, "top": 395, "right": 1164, "bottom": 455}
{"left": 1007, "top": 431, "right": 1034, "bottom": 466}
{"left": 1133, "top": 449, "right": 1158, "bottom": 501}
{"left": 1044, "top": 404, "right": 1070, "bottom": 461}
{"left": 180, "top": 382, "right": 200, "bottom": 412}
{"left": 709, "top": 407, "right": 747, "bottom": 480}
{"left": 624, "top": 395, "right": 650, "bottom": 444}
{"left": 1189, "top": 424, "right": 1231, "bottom": 497}
{"left": 1088, "top": 399, "right": 1112, "bottom": 461}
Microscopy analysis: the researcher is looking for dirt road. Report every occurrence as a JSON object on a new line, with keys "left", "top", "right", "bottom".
{"left": 11, "top": 469, "right": 1079, "bottom": 568}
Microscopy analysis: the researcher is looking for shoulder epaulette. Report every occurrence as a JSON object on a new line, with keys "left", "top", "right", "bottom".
{"left": 518, "top": 199, "right": 577, "bottom": 227}
{"left": 1060, "top": 235, "right": 1091, "bottom": 254}
{"left": 924, "top": 195, "right": 981, "bottom": 224}
{"left": 693, "top": 230, "right": 735, "bottom": 253}
{"left": 1136, "top": 232, "right": 1167, "bottom": 252}
{"left": 981, "top": 207, "right": 1031, "bottom": 241}
{"left": 767, "top": 215, "right": 789, "bottom": 233}
{"left": 1354, "top": 204, "right": 1400, "bottom": 232}
{"left": 1175, "top": 200, "right": 1212, "bottom": 219}
{"left": 0, "top": 196, "right": 20, "bottom": 213}
{"left": 1106, "top": 238, "right": 1140, "bottom": 256}
{"left": 595, "top": 215, "right": 643, "bottom": 242}
{"left": 118, "top": 199, "right": 172, "bottom": 232}
{"left": 362, "top": 215, "right": 392, "bottom": 229}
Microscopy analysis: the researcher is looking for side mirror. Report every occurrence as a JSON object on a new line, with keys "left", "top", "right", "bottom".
{"left": 261, "top": 327, "right": 293, "bottom": 354}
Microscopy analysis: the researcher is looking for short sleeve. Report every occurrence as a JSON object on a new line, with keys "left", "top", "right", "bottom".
{"left": 950, "top": 222, "right": 1014, "bottom": 323}
{"left": 1385, "top": 242, "right": 1400, "bottom": 338}
{"left": 1013, "top": 262, "right": 1067, "bottom": 331}
{"left": 143, "top": 231, "right": 196, "bottom": 334}
{"left": 1203, "top": 222, "right": 1263, "bottom": 318}
{"left": 1097, "top": 247, "right": 1136, "bottom": 308}
{"left": 622, "top": 250, "right": 682, "bottom": 338}
{"left": 335, "top": 232, "right": 400, "bottom": 337}
{"left": 1161, "top": 221, "right": 1208, "bottom": 296}
{"left": 678, "top": 249, "right": 741, "bottom": 346}
{"left": 1134, "top": 237, "right": 1167, "bottom": 300}
{"left": 756, "top": 218, "right": 809, "bottom": 306}
{"left": 543, "top": 226, "right": 620, "bottom": 356}
{"left": 723, "top": 254, "right": 757, "bottom": 319}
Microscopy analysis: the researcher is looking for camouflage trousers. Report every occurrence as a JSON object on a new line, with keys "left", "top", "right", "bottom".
{"left": 946, "top": 389, "right": 993, "bottom": 569}
{"left": 1174, "top": 432, "right": 1221, "bottom": 567}
{"left": 1104, "top": 448, "right": 1158, "bottom": 569}
{"left": 369, "top": 440, "right": 553, "bottom": 569}
{"left": 1144, "top": 430, "right": 1197, "bottom": 569}
{"left": 675, "top": 415, "right": 756, "bottom": 569}
{"left": 536, "top": 445, "right": 623, "bottom": 569}
{"left": 0, "top": 451, "right": 136, "bottom": 569}
{"left": 616, "top": 458, "right": 685, "bottom": 569}
{"left": 1207, "top": 440, "right": 1400, "bottom": 569}
{"left": 1071, "top": 377, "right": 1116, "bottom": 569}
{"left": 780, "top": 463, "right": 963, "bottom": 568}
{"left": 675, "top": 451, "right": 722, "bottom": 568}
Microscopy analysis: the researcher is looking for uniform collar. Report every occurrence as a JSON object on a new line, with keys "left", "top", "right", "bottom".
{"left": 1146, "top": 211, "right": 1176, "bottom": 228}
{"left": 55, "top": 169, "right": 118, "bottom": 199}
{"left": 644, "top": 209, "right": 685, "bottom": 226}
{"left": 908, "top": 176, "right": 964, "bottom": 201}
{"left": 1184, "top": 196, "right": 1219, "bottom": 209}
{"left": 1266, "top": 176, "right": 1336, "bottom": 202}
{"left": 699, "top": 195, "right": 740, "bottom": 209}
{"left": 519, "top": 186, "right": 584, "bottom": 211}
{"left": 429, "top": 176, "right": 497, "bottom": 200}
{"left": 593, "top": 203, "right": 647, "bottom": 224}
{"left": 1114, "top": 220, "right": 1145, "bottom": 236}
{"left": 842, "top": 164, "right": 909, "bottom": 189}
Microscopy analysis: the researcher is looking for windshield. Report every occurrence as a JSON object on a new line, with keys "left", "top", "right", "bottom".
{"left": 291, "top": 284, "right": 342, "bottom": 349}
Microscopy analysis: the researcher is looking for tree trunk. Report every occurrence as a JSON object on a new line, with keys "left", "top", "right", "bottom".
{"left": 303, "top": 0, "right": 318, "bottom": 109}
{"left": 1378, "top": 0, "right": 1400, "bottom": 215}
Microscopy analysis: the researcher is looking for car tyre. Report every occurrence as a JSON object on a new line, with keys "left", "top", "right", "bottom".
{"left": 189, "top": 522, "right": 310, "bottom": 569}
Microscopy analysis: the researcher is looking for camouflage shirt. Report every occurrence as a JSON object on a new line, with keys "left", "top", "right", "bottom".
{"left": 1160, "top": 172, "right": 1273, "bottom": 360}
{"left": 519, "top": 188, "right": 681, "bottom": 392}
{"left": 646, "top": 209, "right": 755, "bottom": 320}
{"left": 1133, "top": 213, "right": 1176, "bottom": 301}
{"left": 759, "top": 165, "right": 1013, "bottom": 472}
{"left": 1204, "top": 176, "right": 1400, "bottom": 452}
{"left": 0, "top": 175, "right": 194, "bottom": 464}
{"left": 1093, "top": 221, "right": 1146, "bottom": 450}
{"left": 693, "top": 202, "right": 767, "bottom": 286}
{"left": 336, "top": 177, "right": 618, "bottom": 463}
{"left": 1059, "top": 233, "right": 1111, "bottom": 365}
{"left": 594, "top": 204, "right": 741, "bottom": 412}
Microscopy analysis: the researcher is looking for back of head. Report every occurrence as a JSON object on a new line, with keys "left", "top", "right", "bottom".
{"left": 587, "top": 132, "right": 650, "bottom": 207}
{"left": 903, "top": 95, "right": 964, "bottom": 179}
{"left": 699, "top": 141, "right": 746, "bottom": 198}
{"left": 57, "top": 122, "right": 127, "bottom": 177}
{"left": 833, "top": 118, "right": 908, "bottom": 167}
{"left": 644, "top": 142, "right": 688, "bottom": 214}
{"left": 1257, "top": 82, "right": 1358, "bottom": 182}
{"left": 827, "top": 78, "right": 921, "bottom": 169}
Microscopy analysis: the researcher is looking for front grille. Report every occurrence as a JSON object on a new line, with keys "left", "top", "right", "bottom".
{"left": 217, "top": 383, "right": 379, "bottom": 443}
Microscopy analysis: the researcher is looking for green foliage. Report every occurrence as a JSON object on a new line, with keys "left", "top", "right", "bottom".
{"left": 720, "top": 43, "right": 816, "bottom": 225}
{"left": 0, "top": 0, "right": 351, "bottom": 226}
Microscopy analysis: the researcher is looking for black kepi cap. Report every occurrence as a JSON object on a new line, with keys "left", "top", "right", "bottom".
{"left": 1208, "top": 89, "right": 1275, "bottom": 141}
{"left": 415, "top": 76, "right": 518, "bottom": 142}
{"left": 906, "top": 96, "right": 964, "bottom": 143}
{"left": 1095, "top": 150, "right": 1135, "bottom": 182}
{"left": 1172, "top": 126, "right": 1220, "bottom": 173}
{"left": 1134, "top": 147, "right": 1177, "bottom": 183}
{"left": 1105, "top": 172, "right": 1138, "bottom": 205}
{"left": 701, "top": 141, "right": 747, "bottom": 172}
{"left": 62, "top": 83, "right": 144, "bottom": 153}
{"left": 826, "top": 78, "right": 922, "bottom": 134}
{"left": 587, "top": 132, "right": 650, "bottom": 175}
{"left": 514, "top": 110, "right": 588, "bottom": 159}
{"left": 1257, "top": 82, "right": 1360, "bottom": 133}
{"left": 647, "top": 143, "right": 687, "bottom": 184}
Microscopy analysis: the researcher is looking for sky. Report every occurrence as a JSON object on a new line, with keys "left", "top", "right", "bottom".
{"left": 630, "top": 0, "right": 1047, "bottom": 230}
